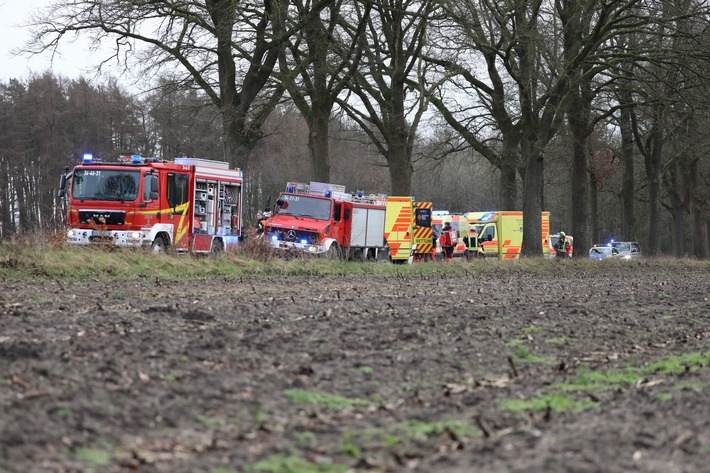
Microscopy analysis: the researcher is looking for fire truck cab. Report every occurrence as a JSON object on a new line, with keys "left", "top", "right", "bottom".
{"left": 59, "top": 154, "right": 243, "bottom": 254}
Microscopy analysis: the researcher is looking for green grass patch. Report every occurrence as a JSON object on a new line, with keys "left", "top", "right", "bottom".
{"left": 282, "top": 389, "right": 370, "bottom": 409}
{"left": 556, "top": 368, "right": 644, "bottom": 392}
{"left": 345, "top": 418, "right": 478, "bottom": 449}
{"left": 194, "top": 412, "right": 227, "bottom": 429}
{"left": 500, "top": 393, "right": 595, "bottom": 413}
{"left": 4, "top": 241, "right": 709, "bottom": 283}
{"left": 545, "top": 336, "right": 576, "bottom": 345}
{"left": 75, "top": 447, "right": 111, "bottom": 468}
{"left": 395, "top": 419, "right": 477, "bottom": 439}
{"left": 646, "top": 351, "right": 710, "bottom": 374}
{"left": 509, "top": 350, "right": 710, "bottom": 415}
{"left": 522, "top": 325, "right": 546, "bottom": 334}
{"left": 294, "top": 431, "right": 317, "bottom": 444}
{"left": 510, "top": 344, "right": 548, "bottom": 363}
{"left": 248, "top": 454, "right": 348, "bottom": 473}
{"left": 358, "top": 365, "right": 374, "bottom": 374}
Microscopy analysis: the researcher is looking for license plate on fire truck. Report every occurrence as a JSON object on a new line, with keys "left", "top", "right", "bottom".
{"left": 89, "top": 231, "right": 113, "bottom": 243}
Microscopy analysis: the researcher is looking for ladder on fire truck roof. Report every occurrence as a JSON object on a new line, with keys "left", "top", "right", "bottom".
{"left": 286, "top": 181, "right": 387, "bottom": 206}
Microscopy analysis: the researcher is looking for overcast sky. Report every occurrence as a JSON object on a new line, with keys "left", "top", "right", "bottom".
{"left": 0, "top": 0, "right": 120, "bottom": 82}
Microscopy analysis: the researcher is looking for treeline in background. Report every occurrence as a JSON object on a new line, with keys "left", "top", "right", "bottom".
{"left": 3, "top": 0, "right": 710, "bottom": 258}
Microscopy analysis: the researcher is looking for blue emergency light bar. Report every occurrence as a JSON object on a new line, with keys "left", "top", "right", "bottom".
{"left": 131, "top": 154, "right": 142, "bottom": 164}
{"left": 82, "top": 153, "right": 93, "bottom": 164}
{"left": 479, "top": 212, "right": 496, "bottom": 222}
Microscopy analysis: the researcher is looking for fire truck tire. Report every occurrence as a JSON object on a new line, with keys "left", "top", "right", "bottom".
{"left": 325, "top": 243, "right": 343, "bottom": 260}
{"left": 211, "top": 239, "right": 224, "bottom": 254}
{"left": 151, "top": 236, "right": 168, "bottom": 254}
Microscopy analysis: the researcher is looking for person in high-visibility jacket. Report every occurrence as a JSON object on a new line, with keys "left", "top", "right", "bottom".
{"left": 556, "top": 231, "right": 571, "bottom": 258}
{"left": 440, "top": 221, "right": 457, "bottom": 262}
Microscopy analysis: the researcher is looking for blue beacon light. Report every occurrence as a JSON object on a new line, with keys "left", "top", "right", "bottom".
{"left": 82, "top": 153, "right": 94, "bottom": 163}
{"left": 131, "top": 154, "right": 142, "bottom": 164}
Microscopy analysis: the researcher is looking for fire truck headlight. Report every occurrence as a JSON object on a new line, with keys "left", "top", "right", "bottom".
{"left": 129, "top": 231, "right": 142, "bottom": 240}
{"left": 67, "top": 229, "right": 76, "bottom": 238}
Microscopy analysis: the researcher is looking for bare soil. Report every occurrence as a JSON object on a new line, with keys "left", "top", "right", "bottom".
{"left": 1, "top": 263, "right": 709, "bottom": 473}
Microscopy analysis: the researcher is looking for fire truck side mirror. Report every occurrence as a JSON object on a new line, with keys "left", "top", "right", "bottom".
{"left": 58, "top": 169, "right": 69, "bottom": 197}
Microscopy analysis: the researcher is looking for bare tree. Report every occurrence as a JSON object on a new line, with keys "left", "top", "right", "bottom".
{"left": 277, "top": 0, "right": 369, "bottom": 182}
{"left": 25, "top": 0, "right": 315, "bottom": 169}
{"left": 336, "top": 0, "right": 439, "bottom": 195}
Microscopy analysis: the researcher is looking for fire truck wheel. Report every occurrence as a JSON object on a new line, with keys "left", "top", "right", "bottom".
{"left": 211, "top": 239, "right": 224, "bottom": 254}
{"left": 325, "top": 243, "right": 342, "bottom": 260}
{"left": 151, "top": 237, "right": 168, "bottom": 254}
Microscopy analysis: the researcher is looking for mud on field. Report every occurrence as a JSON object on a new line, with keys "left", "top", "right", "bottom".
{"left": 1, "top": 262, "right": 709, "bottom": 473}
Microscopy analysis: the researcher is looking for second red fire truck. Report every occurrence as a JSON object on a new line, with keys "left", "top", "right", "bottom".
{"left": 263, "top": 181, "right": 388, "bottom": 259}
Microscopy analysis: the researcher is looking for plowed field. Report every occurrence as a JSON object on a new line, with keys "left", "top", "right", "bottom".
{"left": 1, "top": 262, "right": 709, "bottom": 472}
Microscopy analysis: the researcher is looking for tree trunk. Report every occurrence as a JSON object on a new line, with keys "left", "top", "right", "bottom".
{"left": 521, "top": 138, "right": 544, "bottom": 256}
{"left": 307, "top": 107, "right": 331, "bottom": 183}
{"left": 644, "top": 107, "right": 664, "bottom": 256}
{"left": 688, "top": 159, "right": 708, "bottom": 258}
{"left": 590, "top": 172, "right": 599, "bottom": 244}
{"left": 499, "top": 136, "right": 519, "bottom": 210}
{"left": 665, "top": 164, "right": 685, "bottom": 257}
{"left": 619, "top": 103, "right": 636, "bottom": 241}
{"left": 568, "top": 84, "right": 591, "bottom": 258}
{"left": 387, "top": 142, "right": 413, "bottom": 196}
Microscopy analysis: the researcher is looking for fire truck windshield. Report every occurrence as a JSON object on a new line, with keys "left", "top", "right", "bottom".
{"left": 72, "top": 169, "right": 140, "bottom": 201}
{"left": 279, "top": 194, "right": 331, "bottom": 220}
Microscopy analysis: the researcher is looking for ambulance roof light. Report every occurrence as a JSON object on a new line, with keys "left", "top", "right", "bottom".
{"left": 82, "top": 153, "right": 93, "bottom": 164}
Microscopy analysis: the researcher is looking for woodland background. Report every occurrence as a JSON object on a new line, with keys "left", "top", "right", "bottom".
{"left": 2, "top": 0, "right": 710, "bottom": 258}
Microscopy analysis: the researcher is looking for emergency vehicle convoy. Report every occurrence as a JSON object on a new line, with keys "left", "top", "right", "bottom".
{"left": 263, "top": 181, "right": 388, "bottom": 259}
{"left": 59, "top": 154, "right": 243, "bottom": 254}
{"left": 464, "top": 211, "right": 551, "bottom": 258}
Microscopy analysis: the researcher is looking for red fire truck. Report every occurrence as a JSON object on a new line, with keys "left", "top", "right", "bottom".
{"left": 59, "top": 154, "right": 244, "bottom": 254}
{"left": 263, "top": 181, "right": 388, "bottom": 259}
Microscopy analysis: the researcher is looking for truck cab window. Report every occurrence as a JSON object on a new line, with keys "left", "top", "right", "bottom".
{"left": 167, "top": 173, "right": 189, "bottom": 209}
